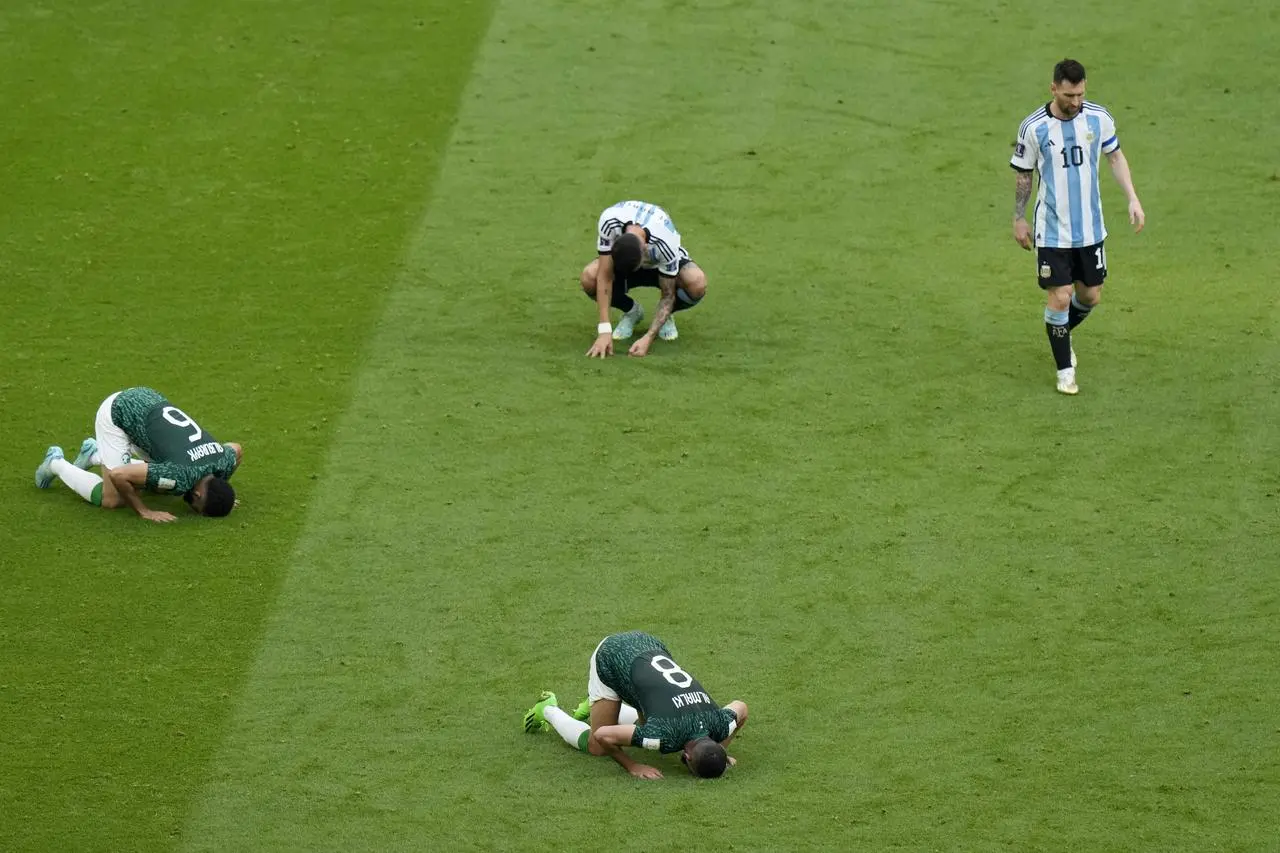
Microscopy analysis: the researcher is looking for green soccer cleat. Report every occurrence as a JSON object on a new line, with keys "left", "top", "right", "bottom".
{"left": 571, "top": 698, "right": 591, "bottom": 721}
{"left": 523, "top": 691, "right": 558, "bottom": 733}
{"left": 658, "top": 316, "right": 678, "bottom": 341}
{"left": 35, "top": 445, "right": 64, "bottom": 489}
{"left": 72, "top": 437, "right": 98, "bottom": 469}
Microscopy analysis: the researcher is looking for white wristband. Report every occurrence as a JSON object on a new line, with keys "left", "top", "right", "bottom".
{"left": 597, "top": 322, "right": 612, "bottom": 335}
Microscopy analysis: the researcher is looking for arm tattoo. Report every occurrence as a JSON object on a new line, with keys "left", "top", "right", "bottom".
{"left": 650, "top": 277, "right": 677, "bottom": 332}
{"left": 1013, "top": 172, "right": 1032, "bottom": 219}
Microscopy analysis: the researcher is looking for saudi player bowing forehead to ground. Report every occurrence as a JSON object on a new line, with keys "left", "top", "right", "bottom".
{"left": 34, "top": 386, "right": 242, "bottom": 523}
{"left": 523, "top": 631, "right": 748, "bottom": 780}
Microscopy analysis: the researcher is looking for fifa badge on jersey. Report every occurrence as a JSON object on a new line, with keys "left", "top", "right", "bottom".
{"left": 158, "top": 477, "right": 177, "bottom": 492}
{"left": 1013, "top": 142, "right": 1026, "bottom": 158}
{"left": 1039, "top": 263, "right": 1052, "bottom": 279}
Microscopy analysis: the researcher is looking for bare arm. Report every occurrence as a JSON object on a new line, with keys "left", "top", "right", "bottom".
{"left": 107, "top": 464, "right": 175, "bottom": 523}
{"left": 594, "top": 254, "right": 615, "bottom": 324}
{"left": 721, "top": 700, "right": 749, "bottom": 747}
{"left": 1106, "top": 148, "right": 1145, "bottom": 232}
{"left": 1013, "top": 171, "right": 1032, "bottom": 220}
{"left": 586, "top": 255, "right": 616, "bottom": 358}
{"left": 1105, "top": 148, "right": 1137, "bottom": 200}
{"left": 1012, "top": 170, "right": 1034, "bottom": 250}
{"left": 589, "top": 724, "right": 662, "bottom": 779}
{"left": 641, "top": 274, "right": 677, "bottom": 341}
{"left": 627, "top": 274, "right": 678, "bottom": 357}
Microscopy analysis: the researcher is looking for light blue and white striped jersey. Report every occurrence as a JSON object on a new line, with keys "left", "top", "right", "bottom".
{"left": 1010, "top": 102, "right": 1119, "bottom": 248}
{"left": 597, "top": 200, "right": 686, "bottom": 277}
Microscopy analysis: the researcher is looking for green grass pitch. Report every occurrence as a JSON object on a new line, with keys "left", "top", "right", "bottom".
{"left": 2, "top": 0, "right": 1278, "bottom": 850}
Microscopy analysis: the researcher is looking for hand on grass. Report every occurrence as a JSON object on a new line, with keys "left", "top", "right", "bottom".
{"left": 586, "top": 334, "right": 613, "bottom": 358}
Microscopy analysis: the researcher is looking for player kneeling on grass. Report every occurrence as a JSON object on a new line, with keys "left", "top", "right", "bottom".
{"left": 582, "top": 200, "right": 707, "bottom": 359}
{"left": 34, "top": 386, "right": 242, "bottom": 523}
{"left": 523, "top": 630, "right": 747, "bottom": 780}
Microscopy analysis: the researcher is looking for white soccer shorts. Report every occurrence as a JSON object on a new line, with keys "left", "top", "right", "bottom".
{"left": 587, "top": 636, "right": 621, "bottom": 704}
{"left": 93, "top": 392, "right": 148, "bottom": 469}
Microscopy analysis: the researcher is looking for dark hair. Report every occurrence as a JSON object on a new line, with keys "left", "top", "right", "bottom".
{"left": 202, "top": 476, "right": 236, "bottom": 518}
{"left": 687, "top": 737, "right": 728, "bottom": 779}
{"left": 610, "top": 232, "right": 643, "bottom": 275}
{"left": 1053, "top": 58, "right": 1086, "bottom": 85}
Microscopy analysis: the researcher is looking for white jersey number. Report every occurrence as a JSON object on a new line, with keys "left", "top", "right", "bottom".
{"left": 650, "top": 655, "right": 694, "bottom": 688}
{"left": 162, "top": 406, "right": 204, "bottom": 443}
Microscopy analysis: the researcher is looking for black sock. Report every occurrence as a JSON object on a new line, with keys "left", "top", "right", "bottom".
{"left": 1068, "top": 298, "right": 1093, "bottom": 331}
{"left": 612, "top": 290, "right": 636, "bottom": 312}
{"left": 1046, "top": 322, "right": 1073, "bottom": 370}
{"left": 588, "top": 287, "right": 635, "bottom": 312}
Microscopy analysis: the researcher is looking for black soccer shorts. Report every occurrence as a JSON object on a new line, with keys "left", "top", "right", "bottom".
{"left": 1036, "top": 242, "right": 1107, "bottom": 289}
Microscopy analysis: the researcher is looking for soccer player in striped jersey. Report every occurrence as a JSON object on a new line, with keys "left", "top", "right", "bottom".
{"left": 1010, "top": 58, "right": 1145, "bottom": 395}
{"left": 523, "top": 631, "right": 748, "bottom": 779}
{"left": 34, "top": 387, "right": 242, "bottom": 522}
{"left": 581, "top": 200, "right": 708, "bottom": 358}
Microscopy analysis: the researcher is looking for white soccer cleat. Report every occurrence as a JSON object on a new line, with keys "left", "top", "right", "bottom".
{"left": 72, "top": 437, "right": 98, "bottom": 469}
{"left": 612, "top": 303, "right": 644, "bottom": 340}
{"left": 1056, "top": 367, "right": 1079, "bottom": 396}
{"left": 35, "top": 445, "right": 64, "bottom": 488}
{"left": 658, "top": 317, "right": 678, "bottom": 341}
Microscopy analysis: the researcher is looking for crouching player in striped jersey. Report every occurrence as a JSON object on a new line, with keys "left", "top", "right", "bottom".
{"left": 581, "top": 200, "right": 708, "bottom": 358}
{"left": 1010, "top": 58, "right": 1145, "bottom": 395}
{"left": 523, "top": 631, "right": 748, "bottom": 779}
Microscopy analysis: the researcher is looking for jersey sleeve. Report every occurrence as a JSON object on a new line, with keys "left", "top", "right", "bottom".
{"left": 629, "top": 708, "right": 739, "bottom": 753}
{"left": 647, "top": 223, "right": 683, "bottom": 278}
{"left": 711, "top": 707, "right": 739, "bottom": 742}
{"left": 217, "top": 446, "right": 239, "bottom": 480}
{"left": 1010, "top": 123, "right": 1037, "bottom": 172}
{"left": 1099, "top": 112, "right": 1119, "bottom": 154}
{"left": 597, "top": 209, "right": 624, "bottom": 255}
{"left": 631, "top": 721, "right": 679, "bottom": 753}
{"left": 145, "top": 461, "right": 201, "bottom": 495}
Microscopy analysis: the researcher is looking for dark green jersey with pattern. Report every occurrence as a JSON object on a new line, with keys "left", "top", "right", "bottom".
{"left": 110, "top": 387, "right": 237, "bottom": 494}
{"left": 594, "top": 631, "right": 738, "bottom": 754}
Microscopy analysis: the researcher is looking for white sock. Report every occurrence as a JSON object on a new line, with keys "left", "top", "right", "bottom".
{"left": 543, "top": 705, "right": 590, "bottom": 750}
{"left": 89, "top": 451, "right": 102, "bottom": 467}
{"left": 619, "top": 703, "right": 639, "bottom": 725}
{"left": 51, "top": 458, "right": 103, "bottom": 503}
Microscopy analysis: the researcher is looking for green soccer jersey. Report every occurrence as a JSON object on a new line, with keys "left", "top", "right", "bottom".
{"left": 594, "top": 631, "right": 738, "bottom": 754}
{"left": 110, "top": 387, "right": 238, "bottom": 495}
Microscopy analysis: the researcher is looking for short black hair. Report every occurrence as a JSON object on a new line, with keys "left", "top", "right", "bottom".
{"left": 202, "top": 476, "right": 236, "bottom": 518}
{"left": 610, "top": 232, "right": 643, "bottom": 276}
{"left": 687, "top": 737, "right": 728, "bottom": 779}
{"left": 1053, "top": 58, "right": 1086, "bottom": 85}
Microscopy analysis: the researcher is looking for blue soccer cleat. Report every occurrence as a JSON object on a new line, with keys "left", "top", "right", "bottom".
{"left": 35, "top": 446, "right": 64, "bottom": 488}
{"left": 72, "top": 437, "right": 98, "bottom": 469}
